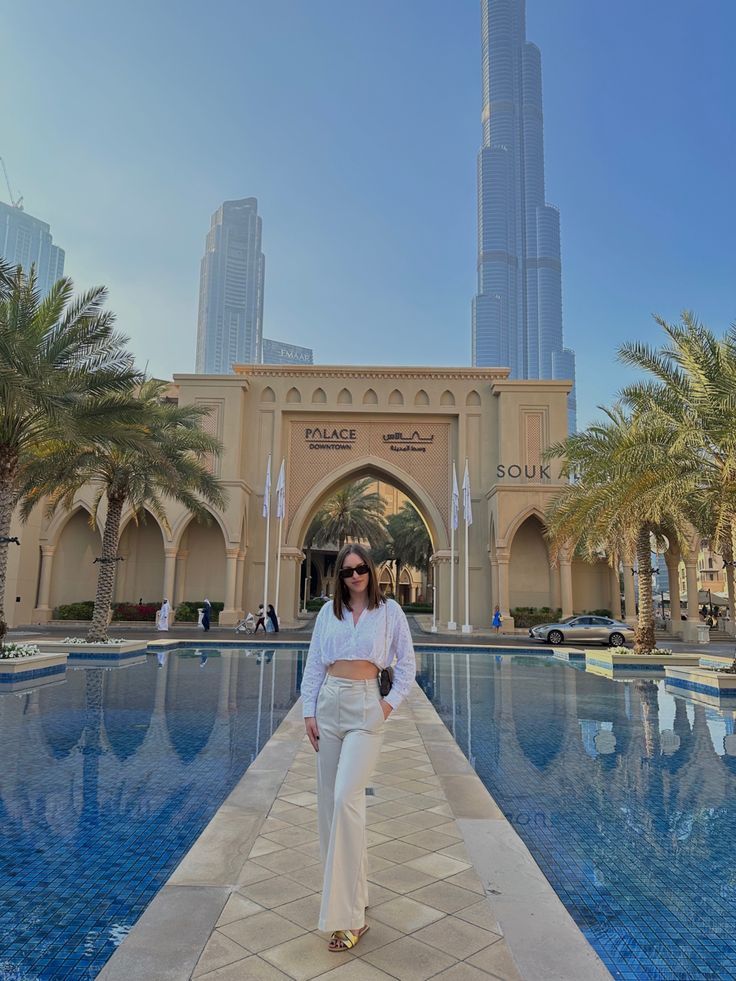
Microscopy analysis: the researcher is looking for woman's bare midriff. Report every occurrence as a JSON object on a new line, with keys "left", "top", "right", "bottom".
{"left": 327, "top": 659, "right": 379, "bottom": 680}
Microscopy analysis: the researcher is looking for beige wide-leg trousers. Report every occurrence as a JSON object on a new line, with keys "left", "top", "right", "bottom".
{"left": 315, "top": 675, "right": 385, "bottom": 932}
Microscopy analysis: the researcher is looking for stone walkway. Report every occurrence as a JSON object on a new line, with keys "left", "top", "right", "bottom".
{"left": 100, "top": 682, "right": 610, "bottom": 981}
{"left": 189, "top": 695, "right": 522, "bottom": 981}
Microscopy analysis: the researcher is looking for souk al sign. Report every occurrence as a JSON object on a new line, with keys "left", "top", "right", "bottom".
{"left": 496, "top": 464, "right": 551, "bottom": 480}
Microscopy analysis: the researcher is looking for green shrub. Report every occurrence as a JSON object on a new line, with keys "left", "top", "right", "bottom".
{"left": 111, "top": 603, "right": 158, "bottom": 621}
{"left": 54, "top": 601, "right": 95, "bottom": 620}
{"left": 175, "top": 602, "right": 197, "bottom": 622}
{"left": 511, "top": 607, "right": 563, "bottom": 628}
{"left": 176, "top": 601, "right": 224, "bottom": 622}
{"left": 400, "top": 603, "right": 433, "bottom": 613}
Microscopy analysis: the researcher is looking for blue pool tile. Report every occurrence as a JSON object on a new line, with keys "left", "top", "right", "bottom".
{"left": 0, "top": 648, "right": 301, "bottom": 979}
{"left": 416, "top": 651, "right": 736, "bottom": 980}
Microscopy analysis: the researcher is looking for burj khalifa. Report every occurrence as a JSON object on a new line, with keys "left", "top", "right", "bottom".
{"left": 471, "top": 0, "right": 576, "bottom": 429}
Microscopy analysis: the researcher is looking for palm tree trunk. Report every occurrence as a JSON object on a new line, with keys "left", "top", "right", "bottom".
{"left": 723, "top": 528, "right": 735, "bottom": 625}
{"left": 0, "top": 454, "right": 19, "bottom": 648}
{"left": 634, "top": 525, "right": 656, "bottom": 652}
{"left": 87, "top": 493, "right": 125, "bottom": 643}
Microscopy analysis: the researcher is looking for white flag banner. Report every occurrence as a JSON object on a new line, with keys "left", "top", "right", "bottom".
{"left": 275, "top": 459, "right": 286, "bottom": 519}
{"left": 462, "top": 460, "right": 473, "bottom": 527}
{"left": 451, "top": 463, "right": 459, "bottom": 531}
{"left": 262, "top": 455, "right": 272, "bottom": 518}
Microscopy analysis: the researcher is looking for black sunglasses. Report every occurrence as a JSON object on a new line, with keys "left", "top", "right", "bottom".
{"left": 339, "top": 562, "right": 370, "bottom": 580}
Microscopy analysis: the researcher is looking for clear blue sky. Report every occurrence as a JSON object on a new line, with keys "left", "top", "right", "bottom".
{"left": 2, "top": 1, "right": 734, "bottom": 427}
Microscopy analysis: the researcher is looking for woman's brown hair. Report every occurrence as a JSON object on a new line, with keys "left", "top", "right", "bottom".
{"left": 332, "top": 543, "right": 384, "bottom": 619}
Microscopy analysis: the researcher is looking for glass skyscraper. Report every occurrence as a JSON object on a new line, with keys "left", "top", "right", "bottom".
{"left": 195, "top": 198, "right": 265, "bottom": 373}
{"left": 471, "top": 0, "right": 576, "bottom": 429}
{"left": 0, "top": 200, "right": 65, "bottom": 296}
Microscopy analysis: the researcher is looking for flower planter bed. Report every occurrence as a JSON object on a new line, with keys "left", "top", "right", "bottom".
{"left": 67, "top": 654, "right": 149, "bottom": 669}
{"left": 0, "top": 652, "right": 68, "bottom": 685}
{"left": 585, "top": 650, "right": 702, "bottom": 673}
{"left": 698, "top": 653, "right": 736, "bottom": 672}
{"left": 664, "top": 664, "right": 736, "bottom": 700}
{"left": 23, "top": 639, "right": 147, "bottom": 657}
{"left": 552, "top": 648, "right": 586, "bottom": 662}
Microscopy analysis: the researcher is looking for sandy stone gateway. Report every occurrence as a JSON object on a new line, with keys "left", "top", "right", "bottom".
{"left": 4, "top": 364, "right": 621, "bottom": 631}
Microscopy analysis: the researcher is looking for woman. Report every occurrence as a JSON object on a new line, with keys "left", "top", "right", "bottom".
{"left": 157, "top": 598, "right": 170, "bottom": 632}
{"left": 202, "top": 598, "right": 212, "bottom": 632}
{"left": 492, "top": 605, "right": 502, "bottom": 633}
{"left": 301, "top": 543, "right": 416, "bottom": 953}
{"left": 266, "top": 603, "right": 279, "bottom": 633}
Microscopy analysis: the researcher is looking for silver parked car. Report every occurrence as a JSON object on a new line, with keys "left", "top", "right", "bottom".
{"left": 529, "top": 615, "right": 634, "bottom": 647}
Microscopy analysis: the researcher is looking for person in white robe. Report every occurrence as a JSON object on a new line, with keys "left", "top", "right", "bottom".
{"left": 157, "top": 598, "right": 171, "bottom": 631}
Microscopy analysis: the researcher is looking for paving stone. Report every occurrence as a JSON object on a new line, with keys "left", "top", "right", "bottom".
{"left": 237, "top": 862, "right": 278, "bottom": 886}
{"left": 466, "top": 940, "right": 523, "bottom": 981}
{"left": 192, "top": 931, "right": 250, "bottom": 977}
{"left": 367, "top": 863, "right": 436, "bottom": 894}
{"left": 195, "top": 954, "right": 292, "bottom": 979}
{"left": 263, "top": 825, "right": 318, "bottom": 847}
{"left": 400, "top": 829, "right": 461, "bottom": 851}
{"left": 215, "top": 892, "right": 266, "bottom": 927}
{"left": 362, "top": 935, "right": 456, "bottom": 981}
{"left": 249, "top": 837, "right": 285, "bottom": 859}
{"left": 239, "top": 874, "right": 315, "bottom": 908}
{"left": 407, "top": 880, "right": 483, "bottom": 914}
{"left": 259, "top": 931, "right": 353, "bottom": 980}
{"left": 453, "top": 898, "right": 502, "bottom": 932}
{"left": 430, "top": 964, "right": 499, "bottom": 980}
{"left": 251, "top": 847, "right": 320, "bottom": 876}
{"left": 412, "top": 915, "right": 501, "bottom": 960}
{"left": 367, "top": 895, "right": 446, "bottom": 933}
{"left": 219, "top": 910, "right": 306, "bottom": 954}
{"left": 272, "top": 893, "right": 323, "bottom": 930}
{"left": 308, "top": 961, "right": 396, "bottom": 980}
{"left": 367, "top": 840, "right": 430, "bottom": 865}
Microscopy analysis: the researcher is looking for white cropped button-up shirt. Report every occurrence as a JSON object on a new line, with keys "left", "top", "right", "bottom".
{"left": 301, "top": 598, "right": 416, "bottom": 717}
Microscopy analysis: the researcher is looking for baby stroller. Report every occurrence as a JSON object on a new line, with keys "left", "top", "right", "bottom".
{"left": 235, "top": 611, "right": 256, "bottom": 634}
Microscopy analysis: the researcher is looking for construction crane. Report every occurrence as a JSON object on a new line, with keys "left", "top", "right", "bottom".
{"left": 0, "top": 156, "right": 23, "bottom": 210}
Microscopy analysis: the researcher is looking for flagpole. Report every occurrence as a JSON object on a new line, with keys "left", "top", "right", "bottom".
{"left": 262, "top": 455, "right": 272, "bottom": 621}
{"left": 448, "top": 463, "right": 458, "bottom": 631}
{"left": 274, "top": 513, "right": 283, "bottom": 615}
{"left": 274, "top": 460, "right": 285, "bottom": 619}
{"left": 462, "top": 458, "right": 473, "bottom": 633}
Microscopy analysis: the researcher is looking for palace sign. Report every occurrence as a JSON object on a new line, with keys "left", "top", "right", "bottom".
{"left": 303, "top": 425, "right": 436, "bottom": 453}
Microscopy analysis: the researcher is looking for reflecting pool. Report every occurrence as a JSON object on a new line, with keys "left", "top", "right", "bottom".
{"left": 416, "top": 650, "right": 736, "bottom": 981}
{"left": 0, "top": 647, "right": 302, "bottom": 980}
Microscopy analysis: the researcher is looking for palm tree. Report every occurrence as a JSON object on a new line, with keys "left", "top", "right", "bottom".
{"left": 0, "top": 262, "right": 139, "bottom": 646}
{"left": 620, "top": 313, "right": 736, "bottom": 623}
{"left": 392, "top": 502, "right": 432, "bottom": 586}
{"left": 306, "top": 478, "right": 387, "bottom": 550}
{"left": 20, "top": 378, "right": 226, "bottom": 642}
{"left": 545, "top": 404, "right": 692, "bottom": 652}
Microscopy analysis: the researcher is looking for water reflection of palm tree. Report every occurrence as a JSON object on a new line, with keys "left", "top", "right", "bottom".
{"left": 635, "top": 680, "right": 660, "bottom": 760}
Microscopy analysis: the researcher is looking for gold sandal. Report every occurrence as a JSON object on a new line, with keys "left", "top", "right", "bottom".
{"left": 328, "top": 926, "right": 369, "bottom": 952}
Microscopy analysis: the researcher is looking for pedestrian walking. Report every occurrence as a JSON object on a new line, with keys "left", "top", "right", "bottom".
{"left": 157, "top": 598, "right": 171, "bottom": 632}
{"left": 492, "top": 605, "right": 502, "bottom": 633}
{"left": 202, "top": 598, "right": 212, "bottom": 632}
{"left": 255, "top": 603, "right": 267, "bottom": 633}
{"left": 301, "top": 543, "right": 416, "bottom": 952}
